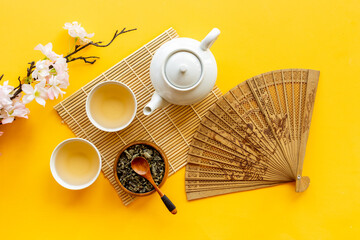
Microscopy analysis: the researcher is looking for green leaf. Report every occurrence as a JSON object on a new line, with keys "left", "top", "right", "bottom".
{"left": 24, "top": 76, "right": 33, "bottom": 84}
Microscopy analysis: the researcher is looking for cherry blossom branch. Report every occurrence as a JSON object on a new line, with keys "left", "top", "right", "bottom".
{"left": 10, "top": 61, "right": 35, "bottom": 100}
{"left": 66, "top": 56, "right": 99, "bottom": 64}
{"left": 91, "top": 28, "right": 137, "bottom": 47}
{"left": 6, "top": 28, "right": 136, "bottom": 100}
{"left": 64, "top": 27, "right": 137, "bottom": 62}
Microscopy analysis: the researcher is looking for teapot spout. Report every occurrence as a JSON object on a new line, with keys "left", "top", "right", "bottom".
{"left": 200, "top": 28, "right": 221, "bottom": 51}
{"left": 143, "top": 92, "right": 169, "bottom": 116}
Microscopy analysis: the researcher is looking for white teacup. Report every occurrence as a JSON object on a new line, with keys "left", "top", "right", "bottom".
{"left": 86, "top": 81, "right": 137, "bottom": 132}
{"left": 50, "top": 138, "right": 101, "bottom": 190}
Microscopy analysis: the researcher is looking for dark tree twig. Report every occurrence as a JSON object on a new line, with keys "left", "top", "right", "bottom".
{"left": 91, "top": 28, "right": 137, "bottom": 48}
{"left": 12, "top": 77, "right": 22, "bottom": 91}
{"left": 27, "top": 61, "right": 36, "bottom": 77}
{"left": 0, "top": 74, "right": 3, "bottom": 82}
{"left": 11, "top": 85, "right": 23, "bottom": 100}
{"left": 67, "top": 56, "right": 99, "bottom": 64}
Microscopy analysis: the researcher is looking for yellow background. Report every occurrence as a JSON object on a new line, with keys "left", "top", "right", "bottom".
{"left": 0, "top": 0, "right": 359, "bottom": 239}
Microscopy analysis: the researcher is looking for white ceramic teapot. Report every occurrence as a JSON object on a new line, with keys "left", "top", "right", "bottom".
{"left": 143, "top": 28, "right": 220, "bottom": 115}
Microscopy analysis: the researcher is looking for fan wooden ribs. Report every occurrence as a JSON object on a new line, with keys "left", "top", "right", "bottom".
{"left": 185, "top": 69, "right": 319, "bottom": 200}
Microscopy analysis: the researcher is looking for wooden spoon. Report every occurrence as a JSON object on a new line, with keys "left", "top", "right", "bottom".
{"left": 131, "top": 156, "right": 177, "bottom": 214}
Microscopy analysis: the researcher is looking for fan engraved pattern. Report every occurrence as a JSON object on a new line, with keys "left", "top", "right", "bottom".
{"left": 185, "top": 69, "right": 319, "bottom": 200}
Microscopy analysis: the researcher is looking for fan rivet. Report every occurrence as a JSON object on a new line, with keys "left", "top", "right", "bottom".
{"left": 297, "top": 175, "right": 301, "bottom": 180}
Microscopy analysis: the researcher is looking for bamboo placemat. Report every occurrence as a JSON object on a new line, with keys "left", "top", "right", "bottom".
{"left": 54, "top": 28, "right": 222, "bottom": 205}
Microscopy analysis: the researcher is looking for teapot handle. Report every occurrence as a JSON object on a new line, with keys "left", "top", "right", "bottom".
{"left": 200, "top": 28, "right": 220, "bottom": 51}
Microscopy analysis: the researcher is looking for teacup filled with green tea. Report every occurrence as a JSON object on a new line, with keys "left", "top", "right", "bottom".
{"left": 86, "top": 81, "right": 137, "bottom": 132}
{"left": 50, "top": 138, "right": 102, "bottom": 190}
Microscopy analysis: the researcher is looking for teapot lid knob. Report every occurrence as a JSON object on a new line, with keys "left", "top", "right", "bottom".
{"left": 164, "top": 51, "right": 202, "bottom": 89}
{"left": 179, "top": 64, "right": 187, "bottom": 73}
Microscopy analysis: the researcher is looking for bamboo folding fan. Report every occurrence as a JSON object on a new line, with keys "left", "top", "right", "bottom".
{"left": 185, "top": 69, "right": 319, "bottom": 200}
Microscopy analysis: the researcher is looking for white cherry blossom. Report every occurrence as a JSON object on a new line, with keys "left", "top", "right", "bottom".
{"left": 34, "top": 43, "right": 60, "bottom": 61}
{"left": 64, "top": 21, "right": 94, "bottom": 44}
{"left": 0, "top": 81, "right": 13, "bottom": 108}
{"left": 47, "top": 75, "right": 67, "bottom": 100}
{"left": 32, "top": 59, "right": 52, "bottom": 80}
{"left": 22, "top": 82, "right": 48, "bottom": 106}
{"left": 52, "top": 57, "right": 69, "bottom": 83}
{"left": 0, "top": 101, "right": 29, "bottom": 124}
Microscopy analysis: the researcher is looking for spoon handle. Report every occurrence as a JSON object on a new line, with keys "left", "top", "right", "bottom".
{"left": 161, "top": 195, "right": 177, "bottom": 215}
{"left": 149, "top": 176, "right": 177, "bottom": 215}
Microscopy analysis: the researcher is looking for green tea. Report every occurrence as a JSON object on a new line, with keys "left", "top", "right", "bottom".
{"left": 89, "top": 83, "right": 135, "bottom": 129}
{"left": 55, "top": 141, "right": 99, "bottom": 186}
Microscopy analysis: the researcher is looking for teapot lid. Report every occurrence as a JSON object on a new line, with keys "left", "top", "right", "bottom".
{"left": 164, "top": 51, "right": 202, "bottom": 89}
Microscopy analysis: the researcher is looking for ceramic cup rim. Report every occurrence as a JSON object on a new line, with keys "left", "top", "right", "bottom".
{"left": 50, "top": 138, "right": 102, "bottom": 190}
{"left": 85, "top": 80, "right": 137, "bottom": 132}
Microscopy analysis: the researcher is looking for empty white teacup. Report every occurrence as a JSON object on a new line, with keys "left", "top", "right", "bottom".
{"left": 50, "top": 138, "right": 102, "bottom": 190}
{"left": 86, "top": 81, "right": 137, "bottom": 132}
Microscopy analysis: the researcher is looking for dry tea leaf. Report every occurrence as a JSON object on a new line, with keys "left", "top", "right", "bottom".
{"left": 116, "top": 144, "right": 165, "bottom": 193}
